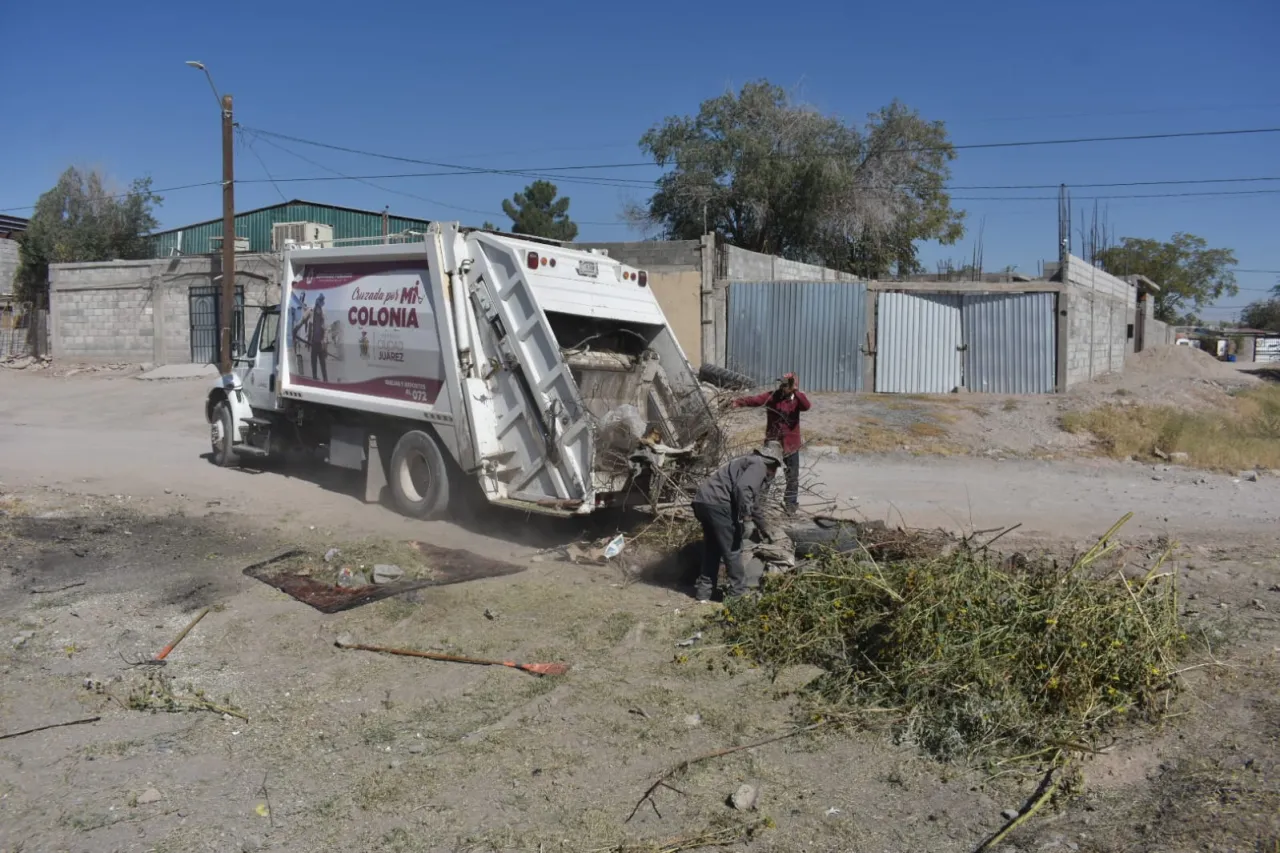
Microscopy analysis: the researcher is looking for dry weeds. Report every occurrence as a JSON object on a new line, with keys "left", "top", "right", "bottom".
{"left": 717, "top": 517, "right": 1188, "bottom": 765}
{"left": 1062, "top": 384, "right": 1280, "bottom": 470}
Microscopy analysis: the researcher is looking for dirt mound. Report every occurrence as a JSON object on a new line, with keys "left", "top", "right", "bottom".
{"left": 1124, "top": 345, "right": 1254, "bottom": 384}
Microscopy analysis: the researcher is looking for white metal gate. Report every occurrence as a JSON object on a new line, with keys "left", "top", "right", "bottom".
{"left": 1256, "top": 338, "right": 1280, "bottom": 363}
{"left": 875, "top": 292, "right": 963, "bottom": 393}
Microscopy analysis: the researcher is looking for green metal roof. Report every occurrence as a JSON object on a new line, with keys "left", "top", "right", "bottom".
{"left": 147, "top": 200, "right": 432, "bottom": 257}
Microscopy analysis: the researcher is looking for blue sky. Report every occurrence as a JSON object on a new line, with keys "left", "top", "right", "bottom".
{"left": 3, "top": 0, "right": 1278, "bottom": 318}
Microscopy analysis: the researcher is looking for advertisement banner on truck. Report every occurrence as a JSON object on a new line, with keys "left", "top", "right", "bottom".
{"left": 286, "top": 261, "right": 445, "bottom": 404}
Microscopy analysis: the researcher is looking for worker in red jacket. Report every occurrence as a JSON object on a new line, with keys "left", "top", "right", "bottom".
{"left": 732, "top": 373, "right": 810, "bottom": 515}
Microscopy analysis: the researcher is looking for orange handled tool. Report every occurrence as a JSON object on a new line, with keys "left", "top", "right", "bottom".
{"left": 335, "top": 639, "right": 569, "bottom": 676}
{"left": 153, "top": 607, "right": 211, "bottom": 662}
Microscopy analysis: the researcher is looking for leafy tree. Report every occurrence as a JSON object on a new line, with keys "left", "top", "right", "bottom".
{"left": 1094, "top": 233, "right": 1237, "bottom": 324}
{"left": 632, "top": 81, "right": 964, "bottom": 277}
{"left": 17, "top": 167, "right": 161, "bottom": 304}
{"left": 1240, "top": 299, "right": 1280, "bottom": 332}
{"left": 500, "top": 181, "right": 578, "bottom": 241}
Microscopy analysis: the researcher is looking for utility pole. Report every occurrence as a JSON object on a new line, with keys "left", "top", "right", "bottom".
{"left": 187, "top": 62, "right": 236, "bottom": 375}
{"left": 220, "top": 92, "right": 236, "bottom": 376}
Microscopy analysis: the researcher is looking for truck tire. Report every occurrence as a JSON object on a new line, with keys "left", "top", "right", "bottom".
{"left": 697, "top": 363, "right": 757, "bottom": 390}
{"left": 210, "top": 402, "right": 238, "bottom": 468}
{"left": 788, "top": 524, "right": 863, "bottom": 558}
{"left": 388, "top": 430, "right": 451, "bottom": 519}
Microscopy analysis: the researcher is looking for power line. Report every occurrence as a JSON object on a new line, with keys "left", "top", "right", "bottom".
{"left": 956, "top": 101, "right": 1280, "bottom": 125}
{"left": 9, "top": 174, "right": 1280, "bottom": 218}
{"left": 240, "top": 133, "right": 287, "bottom": 203}
{"left": 230, "top": 175, "right": 1280, "bottom": 203}
{"left": 230, "top": 169, "right": 1280, "bottom": 192}
{"left": 240, "top": 128, "right": 649, "bottom": 190}
{"left": 239, "top": 124, "right": 1280, "bottom": 176}
{"left": 0, "top": 180, "right": 223, "bottom": 213}
{"left": 954, "top": 176, "right": 1280, "bottom": 190}
{"left": 243, "top": 129, "right": 632, "bottom": 226}
{"left": 245, "top": 129, "right": 489, "bottom": 217}
{"left": 947, "top": 189, "right": 1280, "bottom": 201}
{"left": 948, "top": 126, "right": 1280, "bottom": 152}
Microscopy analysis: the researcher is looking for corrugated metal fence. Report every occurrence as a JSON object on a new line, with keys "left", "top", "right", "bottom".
{"left": 876, "top": 291, "right": 1056, "bottom": 394}
{"left": 726, "top": 281, "right": 867, "bottom": 392}
{"left": 875, "top": 292, "right": 963, "bottom": 393}
{"left": 723, "top": 283, "right": 1057, "bottom": 395}
{"left": 962, "top": 292, "right": 1056, "bottom": 393}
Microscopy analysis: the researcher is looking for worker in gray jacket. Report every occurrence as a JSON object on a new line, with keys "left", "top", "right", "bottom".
{"left": 691, "top": 443, "right": 783, "bottom": 602}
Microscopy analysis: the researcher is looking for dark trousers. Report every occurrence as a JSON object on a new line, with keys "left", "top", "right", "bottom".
{"left": 311, "top": 346, "right": 328, "bottom": 382}
{"left": 783, "top": 451, "right": 800, "bottom": 509}
{"left": 692, "top": 501, "right": 745, "bottom": 599}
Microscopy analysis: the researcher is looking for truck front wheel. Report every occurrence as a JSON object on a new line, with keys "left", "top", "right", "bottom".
{"left": 210, "top": 401, "right": 238, "bottom": 468}
{"left": 388, "top": 430, "right": 451, "bottom": 519}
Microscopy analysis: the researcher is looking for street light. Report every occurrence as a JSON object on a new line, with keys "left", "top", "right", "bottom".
{"left": 184, "top": 60, "right": 222, "bottom": 108}
{"left": 187, "top": 61, "right": 236, "bottom": 376}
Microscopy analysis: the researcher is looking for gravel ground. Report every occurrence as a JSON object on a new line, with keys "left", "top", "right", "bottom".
{"left": 0, "top": 360, "right": 1277, "bottom": 852}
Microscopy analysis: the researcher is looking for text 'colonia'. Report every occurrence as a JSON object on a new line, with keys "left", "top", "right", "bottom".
{"left": 348, "top": 306, "right": 421, "bottom": 328}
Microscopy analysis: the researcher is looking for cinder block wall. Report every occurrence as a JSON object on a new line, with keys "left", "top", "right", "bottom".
{"left": 50, "top": 254, "right": 279, "bottom": 363}
{"left": 1064, "top": 254, "right": 1135, "bottom": 386}
{"left": 1148, "top": 319, "right": 1174, "bottom": 347}
{"left": 722, "top": 245, "right": 860, "bottom": 282}
{"left": 572, "top": 240, "right": 701, "bottom": 270}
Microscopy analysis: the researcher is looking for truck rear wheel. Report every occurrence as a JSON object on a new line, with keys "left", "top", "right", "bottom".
{"left": 388, "top": 430, "right": 451, "bottom": 519}
{"left": 210, "top": 402, "right": 238, "bottom": 468}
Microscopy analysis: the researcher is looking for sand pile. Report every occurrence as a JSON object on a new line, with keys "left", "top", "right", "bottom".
{"left": 1124, "top": 345, "right": 1256, "bottom": 384}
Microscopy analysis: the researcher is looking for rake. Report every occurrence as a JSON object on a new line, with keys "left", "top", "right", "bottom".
{"left": 334, "top": 639, "right": 570, "bottom": 676}
{"left": 122, "top": 607, "right": 211, "bottom": 667}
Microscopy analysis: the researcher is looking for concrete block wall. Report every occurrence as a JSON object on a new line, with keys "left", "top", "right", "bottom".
{"left": 722, "top": 244, "right": 860, "bottom": 282}
{"left": 1148, "top": 319, "right": 1172, "bottom": 347}
{"left": 0, "top": 238, "right": 19, "bottom": 300}
{"left": 571, "top": 240, "right": 701, "bottom": 271}
{"left": 50, "top": 254, "right": 279, "bottom": 363}
{"left": 1064, "top": 254, "right": 1135, "bottom": 386}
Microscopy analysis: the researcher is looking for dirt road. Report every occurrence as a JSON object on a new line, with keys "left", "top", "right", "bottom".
{"left": 2, "top": 372, "right": 1275, "bottom": 548}
{"left": 2, "top": 370, "right": 1277, "bottom": 853}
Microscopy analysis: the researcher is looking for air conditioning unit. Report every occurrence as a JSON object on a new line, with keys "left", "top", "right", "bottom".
{"left": 272, "top": 221, "right": 334, "bottom": 251}
{"left": 209, "top": 235, "right": 251, "bottom": 253}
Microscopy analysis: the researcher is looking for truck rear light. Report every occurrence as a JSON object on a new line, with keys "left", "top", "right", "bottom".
{"left": 549, "top": 257, "right": 556, "bottom": 268}
{"left": 527, "top": 251, "right": 539, "bottom": 270}
{"left": 540, "top": 256, "right": 547, "bottom": 266}
{"left": 637, "top": 271, "right": 648, "bottom": 287}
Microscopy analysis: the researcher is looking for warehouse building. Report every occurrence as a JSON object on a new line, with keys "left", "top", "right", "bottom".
{"left": 147, "top": 199, "right": 432, "bottom": 257}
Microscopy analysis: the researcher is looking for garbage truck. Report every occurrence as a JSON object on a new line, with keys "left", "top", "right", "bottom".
{"left": 205, "top": 223, "right": 720, "bottom": 519}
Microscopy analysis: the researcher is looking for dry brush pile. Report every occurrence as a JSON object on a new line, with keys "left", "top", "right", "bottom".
{"left": 717, "top": 516, "right": 1188, "bottom": 766}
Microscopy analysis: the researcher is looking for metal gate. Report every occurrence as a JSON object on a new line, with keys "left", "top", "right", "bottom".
{"left": 962, "top": 293, "right": 1056, "bottom": 393}
{"left": 875, "top": 292, "right": 963, "bottom": 393}
{"left": 189, "top": 285, "right": 245, "bottom": 364}
{"left": 875, "top": 291, "right": 1057, "bottom": 394}
{"left": 726, "top": 281, "right": 868, "bottom": 392}
{"left": 1256, "top": 338, "right": 1280, "bottom": 364}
